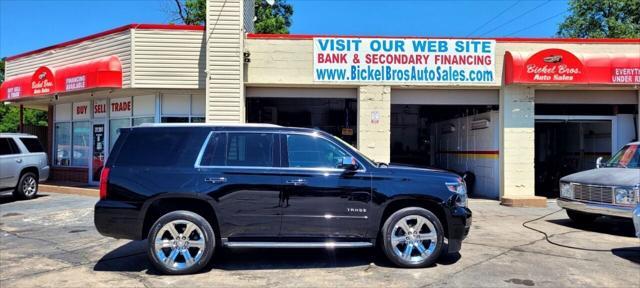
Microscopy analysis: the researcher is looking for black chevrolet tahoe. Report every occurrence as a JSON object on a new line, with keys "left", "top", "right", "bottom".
{"left": 95, "top": 123, "right": 471, "bottom": 274}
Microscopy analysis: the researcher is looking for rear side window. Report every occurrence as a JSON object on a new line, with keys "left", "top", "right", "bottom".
{"left": 200, "top": 132, "right": 275, "bottom": 167}
{"left": 19, "top": 137, "right": 44, "bottom": 153}
{"left": 114, "top": 129, "right": 207, "bottom": 167}
{"left": 0, "top": 138, "right": 20, "bottom": 155}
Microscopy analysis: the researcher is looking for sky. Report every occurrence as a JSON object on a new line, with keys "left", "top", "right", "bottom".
{"left": 0, "top": 0, "right": 570, "bottom": 58}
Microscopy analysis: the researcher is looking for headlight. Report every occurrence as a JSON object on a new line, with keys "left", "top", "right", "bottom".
{"left": 560, "top": 182, "right": 573, "bottom": 199}
{"left": 447, "top": 182, "right": 467, "bottom": 207}
{"left": 614, "top": 187, "right": 637, "bottom": 205}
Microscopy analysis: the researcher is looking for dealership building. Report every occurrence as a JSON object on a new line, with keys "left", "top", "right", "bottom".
{"left": 2, "top": 0, "right": 639, "bottom": 206}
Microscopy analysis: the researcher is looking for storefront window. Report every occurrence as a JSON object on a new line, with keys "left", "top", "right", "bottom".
{"left": 191, "top": 117, "right": 206, "bottom": 123}
{"left": 110, "top": 118, "right": 131, "bottom": 149}
{"left": 133, "top": 117, "right": 155, "bottom": 126}
{"left": 161, "top": 94, "right": 205, "bottom": 123}
{"left": 71, "top": 121, "right": 90, "bottom": 166}
{"left": 55, "top": 122, "right": 71, "bottom": 166}
{"left": 161, "top": 117, "right": 189, "bottom": 123}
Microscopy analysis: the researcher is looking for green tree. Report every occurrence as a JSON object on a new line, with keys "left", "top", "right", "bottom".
{"left": 558, "top": 0, "right": 640, "bottom": 38}
{"left": 173, "top": 0, "right": 293, "bottom": 33}
{"left": 0, "top": 58, "right": 48, "bottom": 133}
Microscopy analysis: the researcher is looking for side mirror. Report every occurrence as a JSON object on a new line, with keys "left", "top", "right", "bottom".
{"left": 596, "top": 156, "right": 603, "bottom": 169}
{"left": 339, "top": 156, "right": 358, "bottom": 171}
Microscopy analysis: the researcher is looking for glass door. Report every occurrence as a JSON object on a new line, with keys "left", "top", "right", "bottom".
{"left": 90, "top": 121, "right": 108, "bottom": 185}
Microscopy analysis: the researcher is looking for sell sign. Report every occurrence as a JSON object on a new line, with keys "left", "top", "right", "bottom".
{"left": 313, "top": 38, "right": 496, "bottom": 84}
{"left": 93, "top": 100, "right": 107, "bottom": 118}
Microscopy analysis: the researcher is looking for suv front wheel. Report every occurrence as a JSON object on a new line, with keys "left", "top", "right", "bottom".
{"left": 381, "top": 207, "right": 444, "bottom": 268}
{"left": 147, "top": 210, "right": 215, "bottom": 275}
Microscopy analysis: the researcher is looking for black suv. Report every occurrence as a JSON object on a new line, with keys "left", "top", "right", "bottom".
{"left": 95, "top": 124, "right": 471, "bottom": 274}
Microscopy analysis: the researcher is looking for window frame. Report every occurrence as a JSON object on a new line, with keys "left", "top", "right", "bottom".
{"left": 195, "top": 131, "right": 366, "bottom": 172}
{"left": 0, "top": 137, "right": 21, "bottom": 156}
{"left": 195, "top": 131, "right": 280, "bottom": 169}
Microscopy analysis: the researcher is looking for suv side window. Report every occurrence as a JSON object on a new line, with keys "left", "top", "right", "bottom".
{"left": 0, "top": 138, "right": 20, "bottom": 155}
{"left": 19, "top": 138, "right": 45, "bottom": 153}
{"left": 285, "top": 134, "right": 348, "bottom": 168}
{"left": 200, "top": 132, "right": 275, "bottom": 167}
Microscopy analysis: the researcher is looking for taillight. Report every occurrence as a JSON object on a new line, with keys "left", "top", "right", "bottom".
{"left": 99, "top": 167, "right": 110, "bottom": 200}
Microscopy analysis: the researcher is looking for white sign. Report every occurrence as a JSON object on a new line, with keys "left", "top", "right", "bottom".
{"left": 72, "top": 101, "right": 90, "bottom": 120}
{"left": 93, "top": 99, "right": 108, "bottom": 118}
{"left": 371, "top": 111, "right": 380, "bottom": 124}
{"left": 7, "top": 87, "right": 21, "bottom": 99}
{"left": 65, "top": 75, "right": 86, "bottom": 91}
{"left": 110, "top": 97, "right": 132, "bottom": 118}
{"left": 313, "top": 38, "right": 495, "bottom": 84}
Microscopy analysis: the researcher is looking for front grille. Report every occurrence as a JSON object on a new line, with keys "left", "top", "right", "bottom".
{"left": 572, "top": 184, "right": 613, "bottom": 203}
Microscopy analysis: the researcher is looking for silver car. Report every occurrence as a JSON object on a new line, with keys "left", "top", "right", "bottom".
{"left": 558, "top": 142, "right": 640, "bottom": 224}
{"left": 0, "top": 133, "right": 50, "bottom": 199}
{"left": 633, "top": 204, "right": 640, "bottom": 238}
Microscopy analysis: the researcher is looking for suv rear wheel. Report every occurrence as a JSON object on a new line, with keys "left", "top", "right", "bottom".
{"left": 381, "top": 207, "right": 444, "bottom": 268}
{"left": 13, "top": 172, "right": 38, "bottom": 200}
{"left": 147, "top": 210, "right": 215, "bottom": 275}
{"left": 566, "top": 209, "right": 599, "bottom": 225}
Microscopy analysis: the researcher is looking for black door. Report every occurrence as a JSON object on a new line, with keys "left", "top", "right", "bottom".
{"left": 279, "top": 133, "right": 371, "bottom": 239}
{"left": 198, "top": 132, "right": 282, "bottom": 239}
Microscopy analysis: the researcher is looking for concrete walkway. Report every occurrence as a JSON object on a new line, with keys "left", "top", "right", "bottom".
{"left": 0, "top": 192, "right": 638, "bottom": 287}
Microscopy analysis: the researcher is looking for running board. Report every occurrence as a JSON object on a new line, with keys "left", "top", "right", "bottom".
{"left": 223, "top": 241, "right": 373, "bottom": 249}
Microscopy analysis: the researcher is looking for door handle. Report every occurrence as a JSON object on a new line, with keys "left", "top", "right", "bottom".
{"left": 286, "top": 179, "right": 307, "bottom": 186}
{"left": 15, "top": 159, "right": 22, "bottom": 163}
{"left": 204, "top": 177, "right": 227, "bottom": 184}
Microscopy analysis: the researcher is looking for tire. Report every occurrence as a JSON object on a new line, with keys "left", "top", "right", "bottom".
{"left": 147, "top": 210, "right": 215, "bottom": 275}
{"left": 13, "top": 172, "right": 38, "bottom": 200}
{"left": 381, "top": 207, "right": 444, "bottom": 268}
{"left": 566, "top": 209, "right": 599, "bottom": 225}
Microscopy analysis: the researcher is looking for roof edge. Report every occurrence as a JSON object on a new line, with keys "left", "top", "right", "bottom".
{"left": 5, "top": 24, "right": 205, "bottom": 62}
{"left": 247, "top": 33, "right": 640, "bottom": 44}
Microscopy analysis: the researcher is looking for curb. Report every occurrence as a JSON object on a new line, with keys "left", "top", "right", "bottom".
{"left": 40, "top": 184, "right": 98, "bottom": 197}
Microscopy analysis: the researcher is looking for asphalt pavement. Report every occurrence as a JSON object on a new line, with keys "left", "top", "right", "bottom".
{"left": 0, "top": 192, "right": 638, "bottom": 287}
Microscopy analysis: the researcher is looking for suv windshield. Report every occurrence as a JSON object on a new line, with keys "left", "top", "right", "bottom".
{"left": 605, "top": 144, "right": 639, "bottom": 168}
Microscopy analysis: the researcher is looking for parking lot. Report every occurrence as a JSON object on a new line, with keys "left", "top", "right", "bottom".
{"left": 0, "top": 191, "right": 638, "bottom": 288}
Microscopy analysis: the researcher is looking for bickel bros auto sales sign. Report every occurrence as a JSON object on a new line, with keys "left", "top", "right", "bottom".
{"left": 313, "top": 38, "right": 496, "bottom": 84}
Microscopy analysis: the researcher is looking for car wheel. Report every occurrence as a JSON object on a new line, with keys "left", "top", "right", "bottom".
{"left": 381, "top": 207, "right": 444, "bottom": 268}
{"left": 13, "top": 172, "right": 38, "bottom": 200}
{"left": 147, "top": 210, "right": 215, "bottom": 275}
{"left": 566, "top": 209, "right": 598, "bottom": 224}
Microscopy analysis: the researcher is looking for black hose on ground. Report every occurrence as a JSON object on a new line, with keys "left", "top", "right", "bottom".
{"left": 521, "top": 209, "right": 640, "bottom": 252}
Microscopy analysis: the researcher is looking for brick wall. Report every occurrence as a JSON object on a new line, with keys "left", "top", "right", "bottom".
{"left": 50, "top": 167, "right": 88, "bottom": 183}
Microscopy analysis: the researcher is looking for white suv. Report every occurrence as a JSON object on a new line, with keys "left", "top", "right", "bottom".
{"left": 0, "top": 133, "right": 50, "bottom": 199}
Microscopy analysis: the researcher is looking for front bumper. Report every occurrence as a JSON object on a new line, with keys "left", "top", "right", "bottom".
{"left": 447, "top": 206, "right": 472, "bottom": 253}
{"left": 632, "top": 205, "right": 640, "bottom": 238}
{"left": 557, "top": 198, "right": 634, "bottom": 219}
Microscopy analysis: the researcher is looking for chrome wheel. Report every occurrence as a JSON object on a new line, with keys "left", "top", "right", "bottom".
{"left": 154, "top": 220, "right": 206, "bottom": 271}
{"left": 391, "top": 215, "right": 438, "bottom": 264}
{"left": 22, "top": 176, "right": 37, "bottom": 197}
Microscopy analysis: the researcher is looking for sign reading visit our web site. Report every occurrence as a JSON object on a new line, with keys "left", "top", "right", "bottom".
{"left": 313, "top": 38, "right": 496, "bottom": 84}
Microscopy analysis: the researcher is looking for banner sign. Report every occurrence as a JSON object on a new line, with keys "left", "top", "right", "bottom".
{"left": 65, "top": 75, "right": 86, "bottom": 91}
{"left": 31, "top": 66, "right": 55, "bottom": 95}
{"left": 313, "top": 38, "right": 496, "bottom": 84}
{"left": 522, "top": 49, "right": 585, "bottom": 83}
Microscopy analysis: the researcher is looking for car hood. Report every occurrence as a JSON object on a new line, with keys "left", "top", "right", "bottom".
{"left": 560, "top": 168, "right": 640, "bottom": 187}
{"left": 384, "top": 163, "right": 460, "bottom": 179}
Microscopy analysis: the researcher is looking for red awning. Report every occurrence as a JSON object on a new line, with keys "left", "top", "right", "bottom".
{"left": 505, "top": 49, "right": 640, "bottom": 85}
{"left": 1, "top": 56, "right": 122, "bottom": 101}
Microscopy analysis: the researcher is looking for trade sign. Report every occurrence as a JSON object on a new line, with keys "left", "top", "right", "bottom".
{"left": 313, "top": 38, "right": 496, "bottom": 84}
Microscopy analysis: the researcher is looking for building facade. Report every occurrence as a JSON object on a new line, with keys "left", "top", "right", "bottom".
{"left": 2, "top": 0, "right": 639, "bottom": 206}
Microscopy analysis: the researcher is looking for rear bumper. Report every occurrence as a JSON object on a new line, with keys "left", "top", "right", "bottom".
{"left": 447, "top": 206, "right": 472, "bottom": 253}
{"left": 94, "top": 200, "right": 143, "bottom": 240}
{"left": 557, "top": 198, "right": 634, "bottom": 219}
{"left": 39, "top": 166, "right": 49, "bottom": 182}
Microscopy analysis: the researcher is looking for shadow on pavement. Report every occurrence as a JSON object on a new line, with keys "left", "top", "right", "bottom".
{"left": 0, "top": 193, "right": 48, "bottom": 205}
{"left": 546, "top": 217, "right": 636, "bottom": 238}
{"left": 611, "top": 247, "right": 640, "bottom": 264}
{"left": 94, "top": 240, "right": 461, "bottom": 274}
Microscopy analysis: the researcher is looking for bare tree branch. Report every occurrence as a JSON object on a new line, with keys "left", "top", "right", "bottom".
{"left": 174, "top": 0, "right": 187, "bottom": 23}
